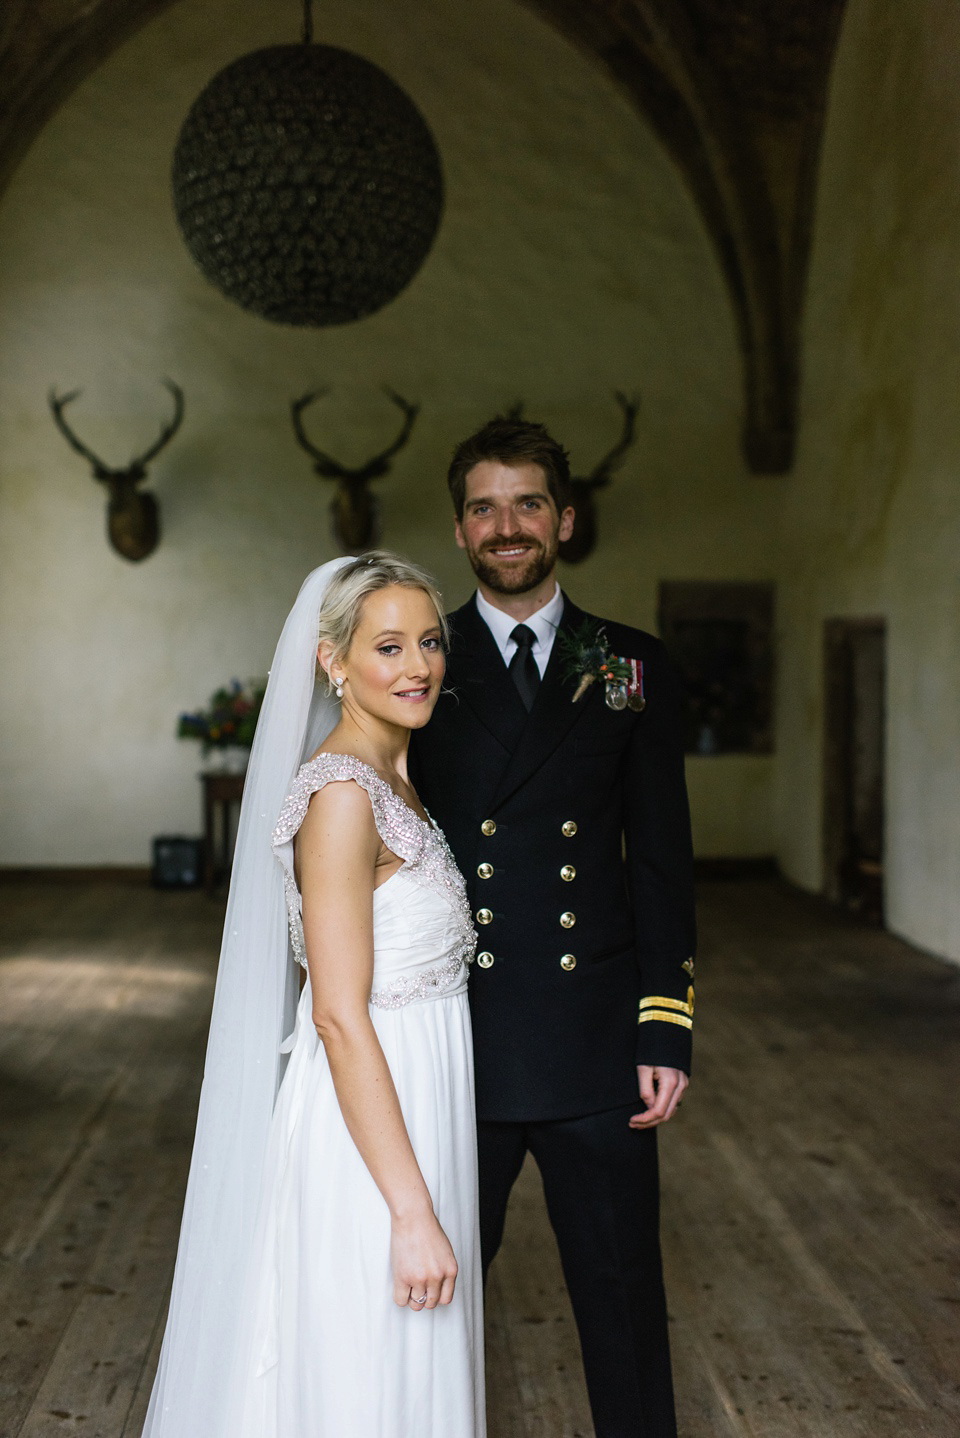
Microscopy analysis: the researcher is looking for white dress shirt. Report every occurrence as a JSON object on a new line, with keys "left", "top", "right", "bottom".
{"left": 474, "top": 583, "right": 565, "bottom": 678}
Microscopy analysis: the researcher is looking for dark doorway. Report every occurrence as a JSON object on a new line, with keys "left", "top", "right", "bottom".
{"left": 822, "top": 619, "right": 886, "bottom": 924}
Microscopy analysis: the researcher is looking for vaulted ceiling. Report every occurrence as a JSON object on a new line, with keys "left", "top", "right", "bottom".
{"left": 0, "top": 0, "right": 848, "bottom": 473}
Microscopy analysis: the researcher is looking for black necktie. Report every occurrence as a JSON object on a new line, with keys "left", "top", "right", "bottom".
{"left": 508, "top": 623, "right": 540, "bottom": 711}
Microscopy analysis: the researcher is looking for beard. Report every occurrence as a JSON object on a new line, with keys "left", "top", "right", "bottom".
{"left": 466, "top": 533, "right": 559, "bottom": 595}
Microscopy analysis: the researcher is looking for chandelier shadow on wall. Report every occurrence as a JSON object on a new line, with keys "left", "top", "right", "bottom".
{"left": 171, "top": 2, "right": 444, "bottom": 326}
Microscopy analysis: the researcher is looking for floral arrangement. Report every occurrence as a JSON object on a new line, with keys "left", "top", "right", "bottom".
{"left": 557, "top": 620, "right": 646, "bottom": 711}
{"left": 177, "top": 678, "right": 266, "bottom": 752}
{"left": 558, "top": 620, "right": 632, "bottom": 702}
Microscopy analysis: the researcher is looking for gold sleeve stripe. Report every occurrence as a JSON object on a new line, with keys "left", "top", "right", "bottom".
{"left": 639, "top": 995, "right": 694, "bottom": 1017}
{"left": 638, "top": 1011, "right": 693, "bottom": 1030}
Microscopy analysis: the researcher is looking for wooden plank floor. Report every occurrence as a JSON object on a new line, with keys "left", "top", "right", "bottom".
{"left": 1, "top": 878, "right": 957, "bottom": 1437}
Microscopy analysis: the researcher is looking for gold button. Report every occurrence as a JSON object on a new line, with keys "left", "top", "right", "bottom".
{"left": 560, "top": 865, "right": 576, "bottom": 882}
{"left": 477, "top": 951, "right": 494, "bottom": 968}
{"left": 560, "top": 911, "right": 576, "bottom": 929}
{"left": 476, "top": 908, "right": 493, "bottom": 925}
{"left": 477, "top": 862, "right": 494, "bottom": 879}
{"left": 481, "top": 819, "right": 497, "bottom": 836}
{"left": 560, "top": 953, "right": 577, "bottom": 971}
{"left": 562, "top": 820, "right": 578, "bottom": 837}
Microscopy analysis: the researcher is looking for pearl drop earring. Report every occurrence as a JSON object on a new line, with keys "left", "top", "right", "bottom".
{"left": 335, "top": 677, "right": 344, "bottom": 699}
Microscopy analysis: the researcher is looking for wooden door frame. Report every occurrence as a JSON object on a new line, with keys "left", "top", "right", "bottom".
{"left": 822, "top": 616, "right": 886, "bottom": 906}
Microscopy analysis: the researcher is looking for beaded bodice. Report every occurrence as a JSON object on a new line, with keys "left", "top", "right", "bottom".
{"left": 272, "top": 754, "right": 477, "bottom": 1010}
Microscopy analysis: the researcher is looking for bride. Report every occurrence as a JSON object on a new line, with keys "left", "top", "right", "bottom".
{"left": 143, "top": 553, "right": 485, "bottom": 1438}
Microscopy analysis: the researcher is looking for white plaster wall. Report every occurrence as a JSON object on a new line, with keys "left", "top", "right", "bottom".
{"left": 776, "top": 0, "right": 960, "bottom": 958}
{"left": 0, "top": 0, "right": 776, "bottom": 865}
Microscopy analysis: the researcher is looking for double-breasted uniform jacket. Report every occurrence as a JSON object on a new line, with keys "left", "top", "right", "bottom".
{"left": 409, "top": 592, "right": 696, "bottom": 1124}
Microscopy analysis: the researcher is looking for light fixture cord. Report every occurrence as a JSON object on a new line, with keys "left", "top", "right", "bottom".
{"left": 302, "top": 0, "right": 314, "bottom": 44}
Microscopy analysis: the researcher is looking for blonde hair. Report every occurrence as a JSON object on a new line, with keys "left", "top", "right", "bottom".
{"left": 316, "top": 551, "right": 448, "bottom": 690}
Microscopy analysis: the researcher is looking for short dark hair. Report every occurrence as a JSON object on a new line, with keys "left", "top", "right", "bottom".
{"left": 447, "top": 417, "right": 570, "bottom": 519}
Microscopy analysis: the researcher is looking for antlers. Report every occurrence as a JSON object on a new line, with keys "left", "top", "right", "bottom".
{"left": 582, "top": 391, "right": 640, "bottom": 490}
{"left": 290, "top": 387, "right": 419, "bottom": 482}
{"left": 501, "top": 391, "right": 640, "bottom": 488}
{"left": 48, "top": 379, "right": 185, "bottom": 480}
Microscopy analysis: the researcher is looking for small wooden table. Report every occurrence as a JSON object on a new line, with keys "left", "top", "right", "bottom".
{"left": 201, "top": 772, "right": 246, "bottom": 893}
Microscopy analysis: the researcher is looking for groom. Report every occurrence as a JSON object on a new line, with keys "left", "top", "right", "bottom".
{"left": 410, "top": 416, "right": 696, "bottom": 1438}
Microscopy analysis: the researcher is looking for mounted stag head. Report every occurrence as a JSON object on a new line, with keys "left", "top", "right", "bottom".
{"left": 559, "top": 391, "right": 640, "bottom": 564}
{"left": 48, "top": 380, "right": 184, "bottom": 562}
{"left": 290, "top": 387, "right": 419, "bottom": 552}
{"left": 504, "top": 393, "right": 640, "bottom": 563}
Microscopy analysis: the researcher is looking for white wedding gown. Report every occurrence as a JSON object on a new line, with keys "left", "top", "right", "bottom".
{"left": 225, "top": 753, "right": 485, "bottom": 1437}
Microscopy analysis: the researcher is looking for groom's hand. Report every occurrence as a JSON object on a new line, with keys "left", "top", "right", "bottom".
{"left": 630, "top": 1066, "right": 688, "bottom": 1129}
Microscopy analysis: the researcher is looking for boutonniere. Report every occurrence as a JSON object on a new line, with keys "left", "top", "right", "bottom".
{"left": 557, "top": 620, "right": 646, "bottom": 711}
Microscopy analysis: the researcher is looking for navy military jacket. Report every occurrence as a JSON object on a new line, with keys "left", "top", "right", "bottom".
{"left": 409, "top": 593, "right": 697, "bottom": 1124}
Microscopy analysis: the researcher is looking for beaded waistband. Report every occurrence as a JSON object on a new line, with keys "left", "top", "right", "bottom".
{"left": 369, "top": 941, "right": 473, "bottom": 1011}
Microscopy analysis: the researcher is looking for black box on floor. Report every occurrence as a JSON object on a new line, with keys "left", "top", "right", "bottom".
{"left": 152, "top": 836, "right": 204, "bottom": 888}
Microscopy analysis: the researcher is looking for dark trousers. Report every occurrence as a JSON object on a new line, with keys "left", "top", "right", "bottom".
{"left": 479, "top": 1104, "right": 677, "bottom": 1438}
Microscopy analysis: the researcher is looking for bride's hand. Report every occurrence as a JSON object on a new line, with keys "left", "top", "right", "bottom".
{"left": 391, "top": 1207, "right": 458, "bottom": 1310}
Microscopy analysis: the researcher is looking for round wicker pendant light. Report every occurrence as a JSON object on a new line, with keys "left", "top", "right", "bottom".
{"left": 171, "top": 5, "right": 444, "bottom": 326}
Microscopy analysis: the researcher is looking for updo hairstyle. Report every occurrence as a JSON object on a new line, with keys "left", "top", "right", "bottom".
{"left": 316, "top": 551, "right": 448, "bottom": 692}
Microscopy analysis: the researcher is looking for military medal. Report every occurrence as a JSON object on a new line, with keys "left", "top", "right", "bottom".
{"left": 606, "top": 657, "right": 645, "bottom": 710}
{"left": 626, "top": 658, "right": 646, "bottom": 711}
{"left": 604, "top": 678, "right": 628, "bottom": 710}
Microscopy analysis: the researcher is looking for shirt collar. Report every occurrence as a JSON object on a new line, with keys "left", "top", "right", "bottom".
{"left": 475, "top": 582, "right": 564, "bottom": 652}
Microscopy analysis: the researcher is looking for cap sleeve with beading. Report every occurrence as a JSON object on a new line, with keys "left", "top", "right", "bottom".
{"left": 271, "top": 753, "right": 427, "bottom": 969}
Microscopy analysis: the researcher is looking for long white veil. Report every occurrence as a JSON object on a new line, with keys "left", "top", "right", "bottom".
{"left": 142, "top": 558, "right": 352, "bottom": 1438}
